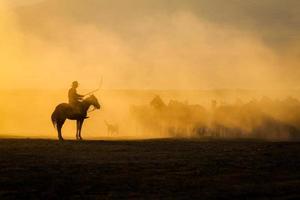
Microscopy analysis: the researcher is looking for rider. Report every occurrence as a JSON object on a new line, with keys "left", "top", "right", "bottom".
{"left": 68, "top": 81, "right": 84, "bottom": 114}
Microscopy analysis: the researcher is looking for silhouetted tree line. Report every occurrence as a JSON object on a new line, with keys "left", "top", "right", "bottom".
{"left": 130, "top": 96, "right": 300, "bottom": 140}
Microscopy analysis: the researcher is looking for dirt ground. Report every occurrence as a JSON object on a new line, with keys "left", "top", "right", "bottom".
{"left": 0, "top": 139, "right": 300, "bottom": 199}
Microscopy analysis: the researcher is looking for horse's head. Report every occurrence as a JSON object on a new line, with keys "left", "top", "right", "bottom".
{"left": 86, "top": 95, "right": 101, "bottom": 109}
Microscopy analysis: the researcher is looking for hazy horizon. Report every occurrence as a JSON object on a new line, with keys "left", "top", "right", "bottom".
{"left": 1, "top": 89, "right": 300, "bottom": 139}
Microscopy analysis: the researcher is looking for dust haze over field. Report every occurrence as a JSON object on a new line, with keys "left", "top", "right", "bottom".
{"left": 2, "top": 0, "right": 300, "bottom": 89}
{"left": 1, "top": 89, "right": 300, "bottom": 140}
{"left": 1, "top": 0, "right": 300, "bottom": 139}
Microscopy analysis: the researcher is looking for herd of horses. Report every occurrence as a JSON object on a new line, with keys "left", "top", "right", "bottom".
{"left": 131, "top": 96, "right": 300, "bottom": 140}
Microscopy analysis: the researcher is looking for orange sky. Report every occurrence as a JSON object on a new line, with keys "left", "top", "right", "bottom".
{"left": 1, "top": 0, "right": 300, "bottom": 90}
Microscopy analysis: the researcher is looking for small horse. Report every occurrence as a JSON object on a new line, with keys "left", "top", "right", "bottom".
{"left": 104, "top": 120, "right": 119, "bottom": 135}
{"left": 51, "top": 95, "right": 100, "bottom": 141}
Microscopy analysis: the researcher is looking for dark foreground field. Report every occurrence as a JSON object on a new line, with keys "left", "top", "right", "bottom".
{"left": 0, "top": 139, "right": 300, "bottom": 199}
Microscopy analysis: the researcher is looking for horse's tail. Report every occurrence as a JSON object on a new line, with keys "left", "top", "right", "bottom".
{"left": 51, "top": 110, "right": 57, "bottom": 128}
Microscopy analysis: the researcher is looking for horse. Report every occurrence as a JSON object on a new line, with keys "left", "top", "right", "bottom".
{"left": 51, "top": 95, "right": 100, "bottom": 141}
{"left": 104, "top": 120, "right": 119, "bottom": 135}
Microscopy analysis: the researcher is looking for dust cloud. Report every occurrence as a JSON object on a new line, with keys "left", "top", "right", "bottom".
{"left": 131, "top": 93, "right": 300, "bottom": 140}
{"left": 0, "top": 0, "right": 294, "bottom": 90}
{"left": 0, "top": 1, "right": 300, "bottom": 139}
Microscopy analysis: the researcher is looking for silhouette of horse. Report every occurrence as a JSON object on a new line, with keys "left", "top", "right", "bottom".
{"left": 104, "top": 120, "right": 119, "bottom": 135}
{"left": 51, "top": 95, "right": 100, "bottom": 141}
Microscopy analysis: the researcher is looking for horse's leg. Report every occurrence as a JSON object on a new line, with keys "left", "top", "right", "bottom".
{"left": 57, "top": 119, "right": 65, "bottom": 141}
{"left": 79, "top": 119, "right": 84, "bottom": 140}
{"left": 76, "top": 120, "right": 80, "bottom": 140}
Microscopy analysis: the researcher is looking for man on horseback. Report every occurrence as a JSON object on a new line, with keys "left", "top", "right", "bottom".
{"left": 68, "top": 81, "right": 84, "bottom": 115}
{"left": 52, "top": 82, "right": 101, "bottom": 140}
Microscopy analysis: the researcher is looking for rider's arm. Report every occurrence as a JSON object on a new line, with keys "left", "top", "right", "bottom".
{"left": 75, "top": 93, "right": 84, "bottom": 98}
